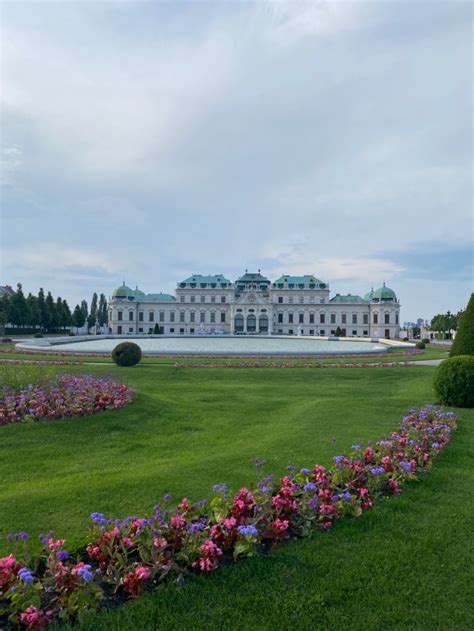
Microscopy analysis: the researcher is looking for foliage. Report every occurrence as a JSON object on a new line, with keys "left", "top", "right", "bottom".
{"left": 87, "top": 293, "right": 98, "bottom": 329}
{"left": 0, "top": 374, "right": 133, "bottom": 425}
{"left": 0, "top": 365, "right": 55, "bottom": 392}
{"left": 0, "top": 407, "right": 457, "bottom": 629}
{"left": 72, "top": 305, "right": 86, "bottom": 331}
{"left": 112, "top": 342, "right": 142, "bottom": 367}
{"left": 450, "top": 293, "right": 474, "bottom": 357}
{"left": 335, "top": 327, "right": 343, "bottom": 337}
{"left": 434, "top": 355, "right": 474, "bottom": 408}
{"left": 415, "top": 341, "right": 425, "bottom": 349}
{"left": 421, "top": 338, "right": 430, "bottom": 344}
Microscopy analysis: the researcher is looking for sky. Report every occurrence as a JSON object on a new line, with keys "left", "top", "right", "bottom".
{"left": 1, "top": 0, "right": 472, "bottom": 322}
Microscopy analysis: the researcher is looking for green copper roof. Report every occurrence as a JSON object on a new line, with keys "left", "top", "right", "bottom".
{"left": 329, "top": 294, "right": 367, "bottom": 304}
{"left": 372, "top": 283, "right": 397, "bottom": 300}
{"left": 133, "top": 287, "right": 146, "bottom": 298}
{"left": 180, "top": 274, "right": 231, "bottom": 286}
{"left": 236, "top": 271, "right": 270, "bottom": 284}
{"left": 364, "top": 289, "right": 375, "bottom": 301}
{"left": 145, "top": 293, "right": 176, "bottom": 302}
{"left": 112, "top": 283, "right": 134, "bottom": 298}
{"left": 273, "top": 275, "right": 325, "bottom": 287}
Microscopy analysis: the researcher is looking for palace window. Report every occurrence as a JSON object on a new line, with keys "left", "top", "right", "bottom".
{"left": 170, "top": 328, "right": 175, "bottom": 333}
{"left": 118, "top": 311, "right": 123, "bottom": 321}
{"left": 149, "top": 312, "right": 154, "bottom": 322}
{"left": 117, "top": 325, "right": 122, "bottom": 334}
{"left": 352, "top": 314, "right": 357, "bottom": 324}
{"left": 385, "top": 313, "right": 390, "bottom": 324}
{"left": 180, "top": 296, "right": 185, "bottom": 303}
{"left": 139, "top": 311, "right": 144, "bottom": 322}
{"left": 210, "top": 312, "right": 216, "bottom": 323}
{"left": 363, "top": 314, "right": 368, "bottom": 325}
{"left": 342, "top": 314, "right": 347, "bottom": 324}
{"left": 299, "top": 296, "right": 304, "bottom": 304}
{"left": 190, "top": 312, "right": 195, "bottom": 323}
{"left": 374, "top": 313, "right": 378, "bottom": 324}
{"left": 221, "top": 312, "right": 226, "bottom": 323}
{"left": 309, "top": 313, "right": 315, "bottom": 324}
{"left": 289, "top": 297, "right": 294, "bottom": 304}
{"left": 299, "top": 313, "right": 304, "bottom": 324}
{"left": 159, "top": 311, "right": 165, "bottom": 322}
{"left": 320, "top": 329, "right": 325, "bottom": 335}
{"left": 129, "top": 311, "right": 134, "bottom": 321}
{"left": 221, "top": 296, "right": 226, "bottom": 303}
{"left": 211, "top": 296, "right": 216, "bottom": 303}
{"left": 288, "top": 313, "right": 294, "bottom": 324}
{"left": 200, "top": 311, "right": 205, "bottom": 323}
{"left": 138, "top": 328, "right": 143, "bottom": 333}
{"left": 180, "top": 312, "right": 185, "bottom": 323}
{"left": 170, "top": 311, "right": 175, "bottom": 322}
{"left": 128, "top": 327, "right": 133, "bottom": 333}
{"left": 190, "top": 295, "right": 195, "bottom": 303}
{"left": 352, "top": 330, "right": 357, "bottom": 336}
{"left": 310, "top": 296, "right": 315, "bottom": 303}
{"left": 396, "top": 313, "right": 399, "bottom": 324}
{"left": 278, "top": 296, "right": 283, "bottom": 303}
{"left": 278, "top": 313, "right": 283, "bottom": 324}
{"left": 363, "top": 330, "right": 368, "bottom": 336}
{"left": 320, "top": 314, "right": 325, "bottom": 324}
{"left": 201, "top": 295, "right": 206, "bottom": 303}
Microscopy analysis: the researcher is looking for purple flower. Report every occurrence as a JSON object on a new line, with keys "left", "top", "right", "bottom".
{"left": 300, "top": 468, "right": 312, "bottom": 475}
{"left": 431, "top": 442, "right": 441, "bottom": 449}
{"left": 370, "top": 467, "right": 386, "bottom": 476}
{"left": 57, "top": 550, "right": 69, "bottom": 562}
{"left": 76, "top": 564, "right": 93, "bottom": 582}
{"left": 399, "top": 461, "right": 412, "bottom": 472}
{"left": 340, "top": 491, "right": 352, "bottom": 501}
{"left": 18, "top": 568, "right": 34, "bottom": 584}
{"left": 351, "top": 444, "right": 361, "bottom": 451}
{"left": 237, "top": 525, "right": 258, "bottom": 537}
{"left": 304, "top": 483, "right": 317, "bottom": 492}
{"left": 163, "top": 493, "right": 172, "bottom": 502}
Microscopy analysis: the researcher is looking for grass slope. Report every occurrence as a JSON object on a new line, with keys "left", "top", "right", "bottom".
{"left": 1, "top": 363, "right": 472, "bottom": 629}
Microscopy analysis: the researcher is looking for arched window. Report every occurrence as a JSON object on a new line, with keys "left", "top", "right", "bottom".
{"left": 259, "top": 314, "right": 269, "bottom": 332}
{"left": 234, "top": 313, "right": 244, "bottom": 332}
{"left": 247, "top": 313, "right": 257, "bottom": 332}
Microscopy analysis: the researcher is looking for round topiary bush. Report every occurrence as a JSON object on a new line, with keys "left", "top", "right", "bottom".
{"left": 434, "top": 355, "right": 474, "bottom": 408}
{"left": 34, "top": 332, "right": 44, "bottom": 338}
{"left": 416, "top": 341, "right": 426, "bottom": 349}
{"left": 421, "top": 338, "right": 430, "bottom": 344}
{"left": 112, "top": 342, "right": 142, "bottom": 367}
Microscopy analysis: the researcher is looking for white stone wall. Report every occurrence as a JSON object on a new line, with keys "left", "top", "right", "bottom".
{"left": 108, "top": 286, "right": 401, "bottom": 338}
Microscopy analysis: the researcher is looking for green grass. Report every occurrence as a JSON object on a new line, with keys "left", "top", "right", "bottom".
{"left": 1, "top": 363, "right": 472, "bottom": 629}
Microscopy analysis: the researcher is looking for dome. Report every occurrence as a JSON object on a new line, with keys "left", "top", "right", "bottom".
{"left": 371, "top": 283, "right": 397, "bottom": 301}
{"left": 132, "top": 286, "right": 146, "bottom": 298}
{"left": 364, "top": 288, "right": 374, "bottom": 301}
{"left": 112, "top": 282, "right": 133, "bottom": 298}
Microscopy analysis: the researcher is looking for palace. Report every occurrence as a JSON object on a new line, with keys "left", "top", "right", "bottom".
{"left": 108, "top": 272, "right": 401, "bottom": 339}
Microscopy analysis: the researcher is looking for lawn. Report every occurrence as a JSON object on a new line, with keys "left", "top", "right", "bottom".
{"left": 1, "top": 363, "right": 472, "bottom": 629}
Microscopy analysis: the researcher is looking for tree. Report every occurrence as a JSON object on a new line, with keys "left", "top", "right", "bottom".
{"left": 72, "top": 304, "right": 85, "bottom": 332}
{"left": 450, "top": 293, "right": 474, "bottom": 357}
{"left": 45, "top": 291, "right": 57, "bottom": 332}
{"left": 0, "top": 294, "right": 9, "bottom": 335}
{"left": 26, "top": 293, "right": 40, "bottom": 329}
{"left": 38, "top": 288, "right": 50, "bottom": 332}
{"left": 62, "top": 299, "right": 72, "bottom": 330}
{"left": 8, "top": 283, "right": 30, "bottom": 329}
{"left": 98, "top": 293, "right": 108, "bottom": 327}
{"left": 55, "top": 297, "right": 65, "bottom": 331}
{"left": 88, "top": 292, "right": 98, "bottom": 329}
{"left": 335, "top": 326, "right": 343, "bottom": 337}
{"left": 80, "top": 300, "right": 88, "bottom": 323}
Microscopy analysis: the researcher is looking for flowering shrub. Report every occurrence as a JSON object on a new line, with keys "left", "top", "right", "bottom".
{"left": 0, "top": 375, "right": 133, "bottom": 426}
{"left": 0, "top": 407, "right": 457, "bottom": 628}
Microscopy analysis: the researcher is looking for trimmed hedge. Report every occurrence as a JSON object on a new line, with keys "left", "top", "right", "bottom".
{"left": 434, "top": 355, "right": 474, "bottom": 407}
{"left": 416, "top": 341, "right": 426, "bottom": 349}
{"left": 112, "top": 342, "right": 142, "bottom": 367}
{"left": 450, "top": 293, "right": 474, "bottom": 357}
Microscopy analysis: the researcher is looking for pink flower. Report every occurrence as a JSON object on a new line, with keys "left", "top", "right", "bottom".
{"left": 18, "top": 606, "right": 53, "bottom": 629}
{"left": 170, "top": 514, "right": 186, "bottom": 529}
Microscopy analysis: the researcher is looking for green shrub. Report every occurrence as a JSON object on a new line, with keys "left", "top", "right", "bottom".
{"left": 415, "top": 341, "right": 426, "bottom": 349}
{"left": 34, "top": 332, "right": 44, "bottom": 338}
{"left": 112, "top": 342, "right": 142, "bottom": 367}
{"left": 421, "top": 338, "right": 430, "bottom": 344}
{"left": 450, "top": 293, "right": 474, "bottom": 357}
{"left": 434, "top": 355, "right": 474, "bottom": 408}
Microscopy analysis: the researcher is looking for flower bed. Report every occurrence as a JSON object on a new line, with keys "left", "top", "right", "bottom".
{"left": 0, "top": 375, "right": 133, "bottom": 426}
{"left": 174, "top": 361, "right": 414, "bottom": 368}
{"left": 0, "top": 407, "right": 457, "bottom": 628}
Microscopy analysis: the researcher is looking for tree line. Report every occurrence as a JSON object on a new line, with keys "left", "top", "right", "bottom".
{"left": 0, "top": 284, "right": 108, "bottom": 333}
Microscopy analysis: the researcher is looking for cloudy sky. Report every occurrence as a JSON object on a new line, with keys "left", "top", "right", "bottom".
{"left": 1, "top": 1, "right": 472, "bottom": 321}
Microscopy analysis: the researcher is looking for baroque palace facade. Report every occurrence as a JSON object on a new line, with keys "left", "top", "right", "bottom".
{"left": 108, "top": 272, "right": 401, "bottom": 339}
